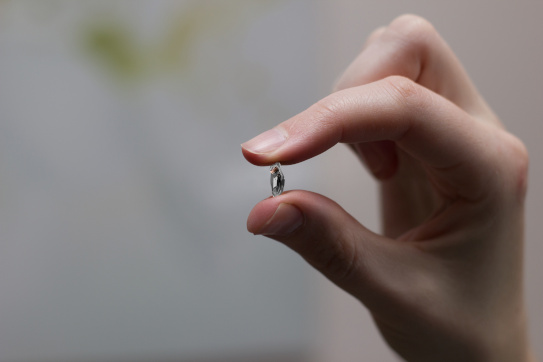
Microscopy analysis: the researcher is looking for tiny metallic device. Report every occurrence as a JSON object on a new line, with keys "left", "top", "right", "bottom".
{"left": 270, "top": 162, "right": 285, "bottom": 197}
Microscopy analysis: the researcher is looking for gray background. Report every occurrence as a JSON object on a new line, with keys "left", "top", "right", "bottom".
{"left": 0, "top": 1, "right": 541, "bottom": 361}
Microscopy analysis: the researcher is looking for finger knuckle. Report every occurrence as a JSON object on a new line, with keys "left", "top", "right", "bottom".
{"left": 366, "top": 26, "right": 387, "bottom": 45}
{"left": 389, "top": 14, "right": 437, "bottom": 42}
{"left": 492, "top": 131, "right": 530, "bottom": 202}
{"left": 382, "top": 75, "right": 427, "bottom": 110}
{"left": 310, "top": 94, "right": 349, "bottom": 133}
{"left": 314, "top": 94, "right": 344, "bottom": 121}
{"left": 375, "top": 15, "right": 438, "bottom": 80}
{"left": 507, "top": 135, "right": 530, "bottom": 200}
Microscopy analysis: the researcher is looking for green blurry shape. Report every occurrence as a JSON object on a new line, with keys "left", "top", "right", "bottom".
{"left": 84, "top": 21, "right": 145, "bottom": 81}
{"left": 159, "top": 1, "right": 252, "bottom": 71}
{"left": 159, "top": 5, "right": 207, "bottom": 72}
{"left": 82, "top": 0, "right": 280, "bottom": 83}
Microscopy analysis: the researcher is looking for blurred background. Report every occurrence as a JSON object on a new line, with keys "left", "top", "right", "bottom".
{"left": 0, "top": 1, "right": 541, "bottom": 361}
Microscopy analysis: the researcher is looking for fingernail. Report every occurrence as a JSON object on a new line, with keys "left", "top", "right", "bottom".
{"left": 241, "top": 128, "right": 286, "bottom": 154}
{"left": 258, "top": 203, "right": 303, "bottom": 236}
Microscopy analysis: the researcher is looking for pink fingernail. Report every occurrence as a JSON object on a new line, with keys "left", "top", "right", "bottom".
{"left": 258, "top": 203, "right": 303, "bottom": 236}
{"left": 241, "top": 128, "right": 286, "bottom": 154}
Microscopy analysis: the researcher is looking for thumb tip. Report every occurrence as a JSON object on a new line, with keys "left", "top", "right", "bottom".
{"left": 248, "top": 201, "right": 304, "bottom": 237}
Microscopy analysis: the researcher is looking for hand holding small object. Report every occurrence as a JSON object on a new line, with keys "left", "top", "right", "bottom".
{"left": 242, "top": 15, "right": 535, "bottom": 362}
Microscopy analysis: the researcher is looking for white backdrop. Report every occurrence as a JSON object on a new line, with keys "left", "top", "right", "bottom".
{"left": 0, "top": 1, "right": 541, "bottom": 361}
{"left": 0, "top": 2, "right": 321, "bottom": 361}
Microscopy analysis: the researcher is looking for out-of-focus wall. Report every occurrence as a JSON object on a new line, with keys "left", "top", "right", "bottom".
{"left": 0, "top": 1, "right": 541, "bottom": 361}
{"left": 0, "top": 1, "right": 322, "bottom": 361}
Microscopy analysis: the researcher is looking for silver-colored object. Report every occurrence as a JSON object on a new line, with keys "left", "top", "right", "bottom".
{"left": 270, "top": 162, "right": 285, "bottom": 197}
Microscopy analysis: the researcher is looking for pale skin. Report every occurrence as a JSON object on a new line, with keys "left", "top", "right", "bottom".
{"left": 241, "top": 15, "right": 537, "bottom": 362}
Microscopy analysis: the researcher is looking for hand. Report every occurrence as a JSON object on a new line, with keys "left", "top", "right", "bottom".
{"left": 242, "top": 15, "right": 533, "bottom": 362}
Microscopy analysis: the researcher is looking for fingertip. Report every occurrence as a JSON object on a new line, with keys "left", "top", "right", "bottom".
{"left": 242, "top": 128, "right": 286, "bottom": 153}
{"left": 366, "top": 26, "right": 387, "bottom": 46}
{"left": 246, "top": 197, "right": 277, "bottom": 234}
{"left": 240, "top": 144, "right": 260, "bottom": 165}
{"left": 240, "top": 141, "right": 277, "bottom": 166}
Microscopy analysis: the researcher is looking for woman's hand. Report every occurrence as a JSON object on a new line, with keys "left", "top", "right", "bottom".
{"left": 242, "top": 15, "right": 533, "bottom": 362}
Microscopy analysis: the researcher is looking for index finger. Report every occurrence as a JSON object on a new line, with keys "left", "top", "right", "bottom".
{"left": 241, "top": 76, "right": 498, "bottom": 200}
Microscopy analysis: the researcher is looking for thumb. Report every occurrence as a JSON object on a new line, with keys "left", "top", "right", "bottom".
{"left": 247, "top": 190, "right": 397, "bottom": 303}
